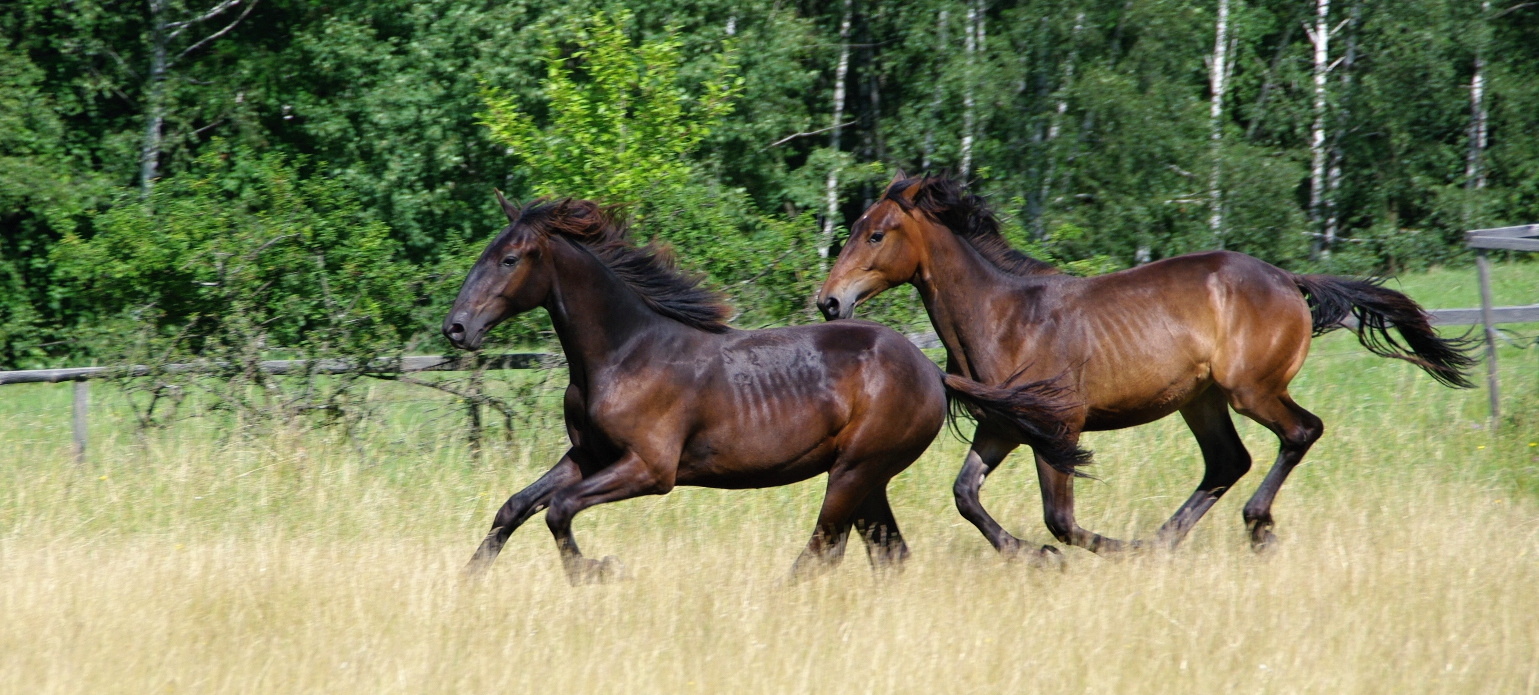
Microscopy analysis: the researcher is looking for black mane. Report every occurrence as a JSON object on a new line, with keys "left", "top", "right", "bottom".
{"left": 885, "top": 176, "right": 1060, "bottom": 277}
{"left": 514, "top": 199, "right": 733, "bottom": 333}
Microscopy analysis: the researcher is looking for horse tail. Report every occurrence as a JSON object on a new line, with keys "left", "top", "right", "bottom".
{"left": 940, "top": 370, "right": 1092, "bottom": 477}
{"left": 1292, "top": 274, "right": 1478, "bottom": 389}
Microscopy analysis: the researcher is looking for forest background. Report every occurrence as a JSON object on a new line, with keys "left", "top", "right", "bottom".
{"left": 3, "top": 0, "right": 1538, "bottom": 373}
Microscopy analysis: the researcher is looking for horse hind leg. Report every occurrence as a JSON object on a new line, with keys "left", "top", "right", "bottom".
{"left": 852, "top": 486, "right": 909, "bottom": 573}
{"left": 1233, "top": 391, "right": 1324, "bottom": 551}
{"left": 789, "top": 467, "right": 884, "bottom": 582}
{"left": 1156, "top": 388, "right": 1252, "bottom": 549}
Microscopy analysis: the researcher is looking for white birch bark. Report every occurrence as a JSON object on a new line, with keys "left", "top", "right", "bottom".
{"left": 138, "top": 0, "right": 257, "bottom": 196}
{"left": 1324, "top": 1, "right": 1359, "bottom": 246}
{"left": 1207, "top": 0, "right": 1231, "bottom": 245}
{"left": 958, "top": 0, "right": 982, "bottom": 179}
{"left": 140, "top": 0, "right": 170, "bottom": 196}
{"left": 1305, "top": 0, "right": 1339, "bottom": 255}
{"left": 820, "top": 0, "right": 854, "bottom": 259}
{"left": 1467, "top": 0, "right": 1491, "bottom": 192}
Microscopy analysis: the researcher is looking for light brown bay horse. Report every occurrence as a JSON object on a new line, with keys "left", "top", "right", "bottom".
{"left": 816, "top": 175, "right": 1476, "bottom": 556}
{"left": 444, "top": 194, "right": 1088, "bottom": 584}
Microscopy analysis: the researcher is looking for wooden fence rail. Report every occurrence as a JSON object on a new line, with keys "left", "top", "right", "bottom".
{"left": 0, "top": 353, "right": 547, "bottom": 463}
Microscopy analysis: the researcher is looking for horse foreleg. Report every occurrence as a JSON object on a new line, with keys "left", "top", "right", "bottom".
{"left": 464, "top": 452, "right": 583, "bottom": 578}
{"left": 1035, "top": 453, "right": 1129, "bottom": 554}
{"left": 1157, "top": 388, "right": 1253, "bottom": 548}
{"left": 953, "top": 431, "right": 1060, "bottom": 562}
{"left": 545, "top": 450, "right": 671, "bottom": 585}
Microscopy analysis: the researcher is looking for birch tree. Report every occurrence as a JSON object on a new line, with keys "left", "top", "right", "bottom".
{"left": 139, "top": 0, "right": 259, "bottom": 195}
{"left": 1207, "top": 0, "right": 1232, "bottom": 244}
{"left": 1304, "top": 0, "right": 1346, "bottom": 255}
{"left": 1467, "top": 0, "right": 1492, "bottom": 196}
{"left": 958, "top": 0, "right": 986, "bottom": 179}
{"left": 820, "top": 0, "right": 854, "bottom": 259}
{"left": 1324, "top": 1, "right": 1360, "bottom": 246}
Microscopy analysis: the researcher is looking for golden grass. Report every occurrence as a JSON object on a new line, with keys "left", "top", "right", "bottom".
{"left": 2, "top": 335, "right": 1537, "bottom": 694}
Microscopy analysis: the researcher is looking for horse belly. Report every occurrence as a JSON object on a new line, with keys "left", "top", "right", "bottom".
{"left": 673, "top": 402, "right": 843, "bottom": 489}
{"left": 675, "top": 425, "right": 838, "bottom": 488}
{"left": 1081, "top": 361, "right": 1211, "bottom": 431}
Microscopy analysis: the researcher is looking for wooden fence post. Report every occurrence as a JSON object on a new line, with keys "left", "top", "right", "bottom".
{"left": 1475, "top": 249, "right": 1500, "bottom": 422}
{"left": 72, "top": 379, "right": 89, "bottom": 464}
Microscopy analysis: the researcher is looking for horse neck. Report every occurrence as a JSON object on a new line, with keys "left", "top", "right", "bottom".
{"left": 542, "top": 239, "right": 674, "bottom": 385}
{"left": 910, "top": 225, "right": 1036, "bottom": 383}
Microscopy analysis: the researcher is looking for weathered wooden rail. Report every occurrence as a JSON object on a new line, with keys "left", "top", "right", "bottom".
{"left": 0, "top": 353, "right": 546, "bottom": 463}
{"left": 1467, "top": 224, "right": 1539, "bottom": 421}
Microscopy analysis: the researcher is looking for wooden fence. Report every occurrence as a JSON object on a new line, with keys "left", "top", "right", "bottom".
{"left": 3, "top": 223, "right": 1534, "bottom": 459}
{"left": 0, "top": 353, "right": 546, "bottom": 463}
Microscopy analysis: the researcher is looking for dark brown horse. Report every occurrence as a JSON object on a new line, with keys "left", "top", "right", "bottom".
{"left": 444, "top": 194, "right": 1087, "bottom": 584}
{"left": 816, "top": 174, "right": 1476, "bottom": 556}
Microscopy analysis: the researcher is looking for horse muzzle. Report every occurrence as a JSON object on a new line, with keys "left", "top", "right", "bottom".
{"left": 816, "top": 293, "right": 857, "bottom": 321}
{"left": 443, "top": 313, "right": 487, "bottom": 350}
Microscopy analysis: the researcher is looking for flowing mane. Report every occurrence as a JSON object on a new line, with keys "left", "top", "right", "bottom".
{"left": 512, "top": 199, "right": 733, "bottom": 332}
{"left": 886, "top": 176, "right": 1061, "bottom": 277}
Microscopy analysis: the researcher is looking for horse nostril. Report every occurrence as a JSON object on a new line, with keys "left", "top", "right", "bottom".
{"left": 447, "top": 322, "right": 466, "bottom": 339}
{"left": 820, "top": 297, "right": 840, "bottom": 320}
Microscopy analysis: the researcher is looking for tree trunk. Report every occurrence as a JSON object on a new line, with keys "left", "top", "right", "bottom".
{"left": 1207, "top": 0, "right": 1231, "bottom": 246}
{"left": 820, "top": 0, "right": 855, "bottom": 261}
{"left": 140, "top": 0, "right": 170, "bottom": 196}
{"left": 1324, "top": 1, "right": 1360, "bottom": 248}
{"left": 1307, "top": 0, "right": 1335, "bottom": 257}
{"left": 1467, "top": 0, "right": 1491, "bottom": 196}
{"left": 958, "top": 0, "right": 984, "bottom": 179}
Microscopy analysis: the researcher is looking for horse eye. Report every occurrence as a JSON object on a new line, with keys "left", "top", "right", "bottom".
{"left": 500, "top": 255, "right": 519, "bottom": 267}
{"left": 869, "top": 231, "right": 886, "bottom": 244}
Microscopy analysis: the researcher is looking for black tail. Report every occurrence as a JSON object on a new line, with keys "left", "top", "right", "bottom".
{"left": 940, "top": 371, "right": 1092, "bottom": 477}
{"left": 1293, "top": 274, "right": 1478, "bottom": 389}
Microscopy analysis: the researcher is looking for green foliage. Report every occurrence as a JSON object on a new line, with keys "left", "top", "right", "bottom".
{"left": 52, "top": 145, "right": 417, "bottom": 424}
{"left": 478, "top": 9, "right": 818, "bottom": 326}
{"left": 479, "top": 9, "right": 739, "bottom": 205}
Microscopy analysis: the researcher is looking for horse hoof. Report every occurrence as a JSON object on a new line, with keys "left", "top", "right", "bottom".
{"left": 566, "top": 556, "right": 629, "bottom": 586}
{"left": 1032, "top": 545, "right": 1066, "bottom": 571}
{"left": 1250, "top": 531, "right": 1278, "bottom": 554}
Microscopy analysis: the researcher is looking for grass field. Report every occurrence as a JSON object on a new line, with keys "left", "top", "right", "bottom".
{"left": 1, "top": 262, "right": 1537, "bottom": 694}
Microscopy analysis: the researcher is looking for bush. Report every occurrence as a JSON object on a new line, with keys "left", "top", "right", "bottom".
{"left": 53, "top": 144, "right": 419, "bottom": 426}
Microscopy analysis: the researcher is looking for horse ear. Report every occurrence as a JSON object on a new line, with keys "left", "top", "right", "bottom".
{"left": 554, "top": 197, "right": 573, "bottom": 215}
{"left": 890, "top": 168, "right": 908, "bottom": 184}
{"left": 493, "top": 189, "right": 519, "bottom": 222}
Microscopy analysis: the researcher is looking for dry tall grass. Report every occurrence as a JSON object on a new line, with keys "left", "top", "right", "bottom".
{"left": 2, "top": 333, "right": 1537, "bottom": 694}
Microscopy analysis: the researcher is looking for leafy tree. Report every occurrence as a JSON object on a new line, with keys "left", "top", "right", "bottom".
{"left": 52, "top": 144, "right": 417, "bottom": 424}
{"left": 479, "top": 9, "right": 818, "bottom": 324}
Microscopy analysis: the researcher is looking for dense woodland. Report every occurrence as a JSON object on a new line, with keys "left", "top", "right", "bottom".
{"left": 3, "top": 0, "right": 1539, "bottom": 371}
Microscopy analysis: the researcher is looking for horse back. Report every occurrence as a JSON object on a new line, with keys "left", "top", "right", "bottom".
{"left": 1011, "top": 251, "right": 1312, "bottom": 428}
{"left": 587, "top": 321, "right": 944, "bottom": 487}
